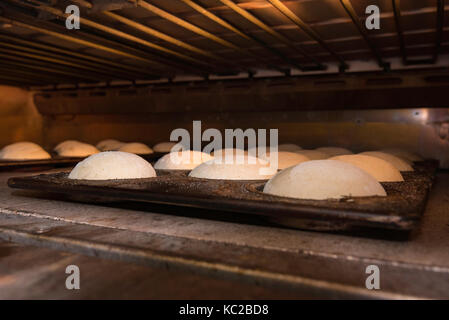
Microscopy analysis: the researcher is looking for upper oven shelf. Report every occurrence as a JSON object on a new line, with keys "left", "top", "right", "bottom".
{"left": 0, "top": 0, "right": 447, "bottom": 88}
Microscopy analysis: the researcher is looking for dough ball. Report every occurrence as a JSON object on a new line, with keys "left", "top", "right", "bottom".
{"left": 154, "top": 150, "right": 214, "bottom": 170}
{"left": 381, "top": 148, "right": 423, "bottom": 162}
{"left": 0, "top": 142, "right": 51, "bottom": 160}
{"left": 330, "top": 155, "right": 403, "bottom": 182}
{"left": 295, "top": 150, "right": 329, "bottom": 160}
{"left": 54, "top": 140, "right": 99, "bottom": 157}
{"left": 316, "top": 147, "right": 353, "bottom": 157}
{"left": 96, "top": 139, "right": 124, "bottom": 151}
{"left": 68, "top": 151, "right": 156, "bottom": 180}
{"left": 210, "top": 148, "right": 247, "bottom": 157}
{"left": 261, "top": 151, "right": 310, "bottom": 169}
{"left": 118, "top": 142, "right": 153, "bottom": 155}
{"left": 278, "top": 144, "right": 302, "bottom": 152}
{"left": 359, "top": 151, "right": 413, "bottom": 171}
{"left": 189, "top": 154, "right": 275, "bottom": 180}
{"left": 153, "top": 142, "right": 176, "bottom": 153}
{"left": 263, "top": 160, "right": 387, "bottom": 200}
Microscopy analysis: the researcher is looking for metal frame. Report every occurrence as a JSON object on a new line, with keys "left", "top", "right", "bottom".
{"left": 267, "top": 0, "right": 347, "bottom": 70}
{"left": 339, "top": 0, "right": 387, "bottom": 69}
{"left": 0, "top": 0, "right": 446, "bottom": 86}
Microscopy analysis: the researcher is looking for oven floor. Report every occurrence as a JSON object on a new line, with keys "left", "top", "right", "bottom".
{"left": 0, "top": 169, "right": 448, "bottom": 299}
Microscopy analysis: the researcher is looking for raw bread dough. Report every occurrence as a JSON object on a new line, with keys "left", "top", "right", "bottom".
{"left": 381, "top": 148, "right": 423, "bottom": 162}
{"left": 210, "top": 148, "right": 247, "bottom": 157}
{"left": 330, "top": 154, "right": 403, "bottom": 182}
{"left": 315, "top": 147, "right": 353, "bottom": 157}
{"left": 68, "top": 151, "right": 156, "bottom": 180}
{"left": 359, "top": 151, "right": 414, "bottom": 171}
{"left": 0, "top": 142, "right": 51, "bottom": 160}
{"left": 261, "top": 151, "right": 310, "bottom": 169}
{"left": 189, "top": 154, "right": 275, "bottom": 180}
{"left": 54, "top": 140, "right": 99, "bottom": 157}
{"left": 96, "top": 139, "right": 124, "bottom": 151}
{"left": 154, "top": 150, "right": 214, "bottom": 170}
{"left": 153, "top": 142, "right": 177, "bottom": 153}
{"left": 295, "top": 150, "right": 329, "bottom": 160}
{"left": 263, "top": 160, "right": 387, "bottom": 200}
{"left": 118, "top": 142, "right": 153, "bottom": 155}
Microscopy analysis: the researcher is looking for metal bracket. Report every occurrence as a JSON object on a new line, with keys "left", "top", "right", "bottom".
{"left": 88, "top": 0, "right": 135, "bottom": 13}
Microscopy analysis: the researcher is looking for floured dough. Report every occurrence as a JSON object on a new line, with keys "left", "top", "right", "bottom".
{"left": 381, "top": 148, "right": 423, "bottom": 162}
{"left": 359, "top": 151, "right": 413, "bottom": 171}
{"left": 261, "top": 151, "right": 310, "bottom": 170}
{"left": 316, "top": 147, "right": 353, "bottom": 157}
{"left": 153, "top": 142, "right": 177, "bottom": 153}
{"left": 154, "top": 150, "right": 214, "bottom": 170}
{"left": 263, "top": 160, "right": 387, "bottom": 200}
{"left": 330, "top": 154, "right": 403, "bottom": 182}
{"left": 68, "top": 151, "right": 156, "bottom": 180}
{"left": 96, "top": 139, "right": 124, "bottom": 151}
{"left": 295, "top": 150, "right": 329, "bottom": 160}
{"left": 118, "top": 142, "right": 153, "bottom": 155}
{"left": 210, "top": 148, "right": 247, "bottom": 157}
{"left": 189, "top": 154, "right": 275, "bottom": 180}
{"left": 54, "top": 140, "right": 99, "bottom": 157}
{"left": 0, "top": 142, "right": 51, "bottom": 160}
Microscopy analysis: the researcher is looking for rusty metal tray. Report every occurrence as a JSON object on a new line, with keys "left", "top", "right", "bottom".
{"left": 0, "top": 152, "right": 165, "bottom": 172}
{"left": 7, "top": 160, "right": 437, "bottom": 234}
{"left": 0, "top": 157, "right": 84, "bottom": 172}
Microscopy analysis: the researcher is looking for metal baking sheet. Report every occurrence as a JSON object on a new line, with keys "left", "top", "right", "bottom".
{"left": 0, "top": 157, "right": 83, "bottom": 172}
{"left": 7, "top": 161, "right": 437, "bottom": 234}
{"left": 0, "top": 152, "right": 165, "bottom": 172}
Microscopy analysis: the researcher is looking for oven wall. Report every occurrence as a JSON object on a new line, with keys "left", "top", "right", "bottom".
{"left": 39, "top": 107, "right": 449, "bottom": 167}
{"left": 2, "top": 84, "right": 448, "bottom": 167}
{"left": 0, "top": 86, "right": 43, "bottom": 147}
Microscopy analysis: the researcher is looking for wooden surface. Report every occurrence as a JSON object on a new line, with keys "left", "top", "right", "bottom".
{"left": 0, "top": 169, "right": 449, "bottom": 299}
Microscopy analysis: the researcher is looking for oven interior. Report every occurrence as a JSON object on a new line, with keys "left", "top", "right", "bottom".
{"left": 0, "top": 0, "right": 448, "bottom": 299}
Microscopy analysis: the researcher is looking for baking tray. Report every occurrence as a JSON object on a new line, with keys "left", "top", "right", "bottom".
{"left": 0, "top": 157, "right": 85, "bottom": 172}
{"left": 7, "top": 160, "right": 437, "bottom": 234}
{"left": 0, "top": 152, "right": 166, "bottom": 172}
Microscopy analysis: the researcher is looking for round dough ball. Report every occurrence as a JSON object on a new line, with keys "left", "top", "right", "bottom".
{"left": 0, "top": 142, "right": 51, "bottom": 160}
{"left": 295, "top": 150, "right": 329, "bottom": 160}
{"left": 247, "top": 147, "right": 267, "bottom": 158}
{"left": 330, "top": 155, "right": 403, "bottom": 182}
{"left": 96, "top": 139, "right": 124, "bottom": 151}
{"left": 359, "top": 151, "right": 413, "bottom": 172}
{"left": 263, "top": 160, "right": 387, "bottom": 200}
{"left": 68, "top": 151, "right": 156, "bottom": 180}
{"left": 118, "top": 142, "right": 153, "bottom": 155}
{"left": 189, "top": 154, "right": 275, "bottom": 180}
{"left": 261, "top": 151, "right": 310, "bottom": 170}
{"left": 381, "top": 148, "right": 423, "bottom": 162}
{"left": 54, "top": 140, "right": 99, "bottom": 157}
{"left": 154, "top": 150, "right": 214, "bottom": 170}
{"left": 316, "top": 147, "right": 353, "bottom": 157}
{"left": 153, "top": 142, "right": 176, "bottom": 153}
{"left": 278, "top": 144, "right": 302, "bottom": 152}
{"left": 210, "top": 148, "right": 247, "bottom": 157}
